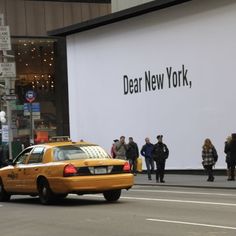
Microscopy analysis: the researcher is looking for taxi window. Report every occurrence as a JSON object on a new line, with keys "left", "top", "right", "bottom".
{"left": 28, "top": 147, "right": 45, "bottom": 164}
{"left": 53, "top": 145, "right": 110, "bottom": 161}
{"left": 14, "top": 148, "right": 33, "bottom": 164}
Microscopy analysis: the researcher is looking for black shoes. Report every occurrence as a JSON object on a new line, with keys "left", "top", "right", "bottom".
{"left": 227, "top": 178, "right": 235, "bottom": 181}
{"left": 207, "top": 177, "right": 214, "bottom": 182}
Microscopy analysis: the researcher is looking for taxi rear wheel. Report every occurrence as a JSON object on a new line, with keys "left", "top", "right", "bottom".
{"left": 103, "top": 189, "right": 121, "bottom": 202}
{"left": 0, "top": 180, "right": 11, "bottom": 202}
{"left": 38, "top": 179, "right": 54, "bottom": 205}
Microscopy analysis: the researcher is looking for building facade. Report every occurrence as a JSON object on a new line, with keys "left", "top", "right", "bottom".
{"left": 111, "top": 0, "right": 152, "bottom": 12}
{"left": 0, "top": 0, "right": 111, "bottom": 151}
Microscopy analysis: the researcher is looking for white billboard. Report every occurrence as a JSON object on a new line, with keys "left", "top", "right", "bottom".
{"left": 66, "top": 0, "right": 236, "bottom": 169}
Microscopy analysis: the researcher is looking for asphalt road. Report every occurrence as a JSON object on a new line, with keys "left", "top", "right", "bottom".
{"left": 1, "top": 186, "right": 236, "bottom": 236}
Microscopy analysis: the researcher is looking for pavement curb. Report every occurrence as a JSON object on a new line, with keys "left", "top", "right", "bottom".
{"left": 134, "top": 183, "right": 236, "bottom": 190}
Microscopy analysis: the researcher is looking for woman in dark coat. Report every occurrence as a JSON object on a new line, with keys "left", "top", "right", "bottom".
{"left": 202, "top": 138, "right": 218, "bottom": 182}
{"left": 224, "top": 133, "right": 236, "bottom": 181}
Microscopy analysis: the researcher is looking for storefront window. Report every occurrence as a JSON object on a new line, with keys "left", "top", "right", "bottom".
{"left": 10, "top": 38, "right": 58, "bottom": 146}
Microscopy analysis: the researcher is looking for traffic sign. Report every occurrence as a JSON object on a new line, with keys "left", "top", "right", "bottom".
{"left": 0, "top": 62, "right": 16, "bottom": 77}
{"left": 1, "top": 94, "right": 17, "bottom": 101}
{"left": 25, "top": 90, "right": 36, "bottom": 103}
{"left": 23, "top": 102, "right": 40, "bottom": 118}
{"left": 1, "top": 124, "right": 9, "bottom": 142}
{"left": 0, "top": 25, "right": 11, "bottom": 50}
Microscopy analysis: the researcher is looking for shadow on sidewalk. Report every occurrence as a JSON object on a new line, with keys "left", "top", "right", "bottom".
{"left": 134, "top": 173, "right": 236, "bottom": 189}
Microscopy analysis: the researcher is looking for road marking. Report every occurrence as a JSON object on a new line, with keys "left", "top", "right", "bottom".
{"left": 131, "top": 189, "right": 236, "bottom": 197}
{"left": 86, "top": 195, "right": 236, "bottom": 207}
{"left": 121, "top": 196, "right": 236, "bottom": 207}
{"left": 146, "top": 218, "right": 236, "bottom": 230}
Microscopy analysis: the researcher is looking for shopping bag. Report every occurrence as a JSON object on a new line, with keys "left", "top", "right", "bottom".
{"left": 137, "top": 157, "right": 142, "bottom": 172}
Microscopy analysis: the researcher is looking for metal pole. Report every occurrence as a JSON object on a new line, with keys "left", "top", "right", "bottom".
{"left": 4, "top": 77, "right": 13, "bottom": 159}
{"left": 30, "top": 102, "right": 34, "bottom": 144}
{"left": 0, "top": 15, "right": 13, "bottom": 160}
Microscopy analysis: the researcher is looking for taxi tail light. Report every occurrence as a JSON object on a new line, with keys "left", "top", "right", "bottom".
{"left": 123, "top": 162, "right": 131, "bottom": 172}
{"left": 63, "top": 164, "right": 77, "bottom": 177}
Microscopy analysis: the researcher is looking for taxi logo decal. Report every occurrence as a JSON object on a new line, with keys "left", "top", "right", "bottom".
{"left": 7, "top": 172, "right": 18, "bottom": 179}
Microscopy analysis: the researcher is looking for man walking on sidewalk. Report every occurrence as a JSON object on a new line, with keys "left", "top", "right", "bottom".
{"left": 115, "top": 136, "right": 127, "bottom": 160}
{"left": 152, "top": 135, "right": 169, "bottom": 183}
{"left": 126, "top": 137, "right": 139, "bottom": 175}
{"left": 141, "top": 137, "right": 154, "bottom": 180}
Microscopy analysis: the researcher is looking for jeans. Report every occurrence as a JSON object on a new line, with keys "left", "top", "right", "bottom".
{"left": 145, "top": 157, "right": 154, "bottom": 179}
{"left": 129, "top": 158, "right": 137, "bottom": 174}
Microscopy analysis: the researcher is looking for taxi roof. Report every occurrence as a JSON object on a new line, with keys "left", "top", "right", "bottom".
{"left": 38, "top": 141, "right": 95, "bottom": 148}
{"left": 33, "top": 136, "right": 95, "bottom": 148}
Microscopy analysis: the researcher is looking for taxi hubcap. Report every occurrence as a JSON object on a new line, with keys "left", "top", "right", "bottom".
{"left": 42, "top": 187, "right": 47, "bottom": 196}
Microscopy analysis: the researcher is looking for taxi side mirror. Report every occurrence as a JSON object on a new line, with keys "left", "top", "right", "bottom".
{"left": 6, "top": 159, "right": 14, "bottom": 166}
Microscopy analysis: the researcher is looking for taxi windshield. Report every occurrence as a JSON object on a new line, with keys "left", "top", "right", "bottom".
{"left": 53, "top": 145, "right": 110, "bottom": 161}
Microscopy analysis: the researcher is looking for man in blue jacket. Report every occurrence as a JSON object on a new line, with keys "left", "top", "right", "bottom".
{"left": 141, "top": 137, "right": 154, "bottom": 180}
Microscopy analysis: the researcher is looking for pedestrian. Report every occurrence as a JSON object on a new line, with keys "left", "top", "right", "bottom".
{"left": 224, "top": 133, "right": 236, "bottom": 181}
{"left": 224, "top": 135, "right": 232, "bottom": 180}
{"left": 201, "top": 138, "right": 218, "bottom": 182}
{"left": 141, "top": 137, "right": 154, "bottom": 180}
{"left": 126, "top": 137, "right": 139, "bottom": 175}
{"left": 0, "top": 146, "right": 4, "bottom": 168}
{"left": 111, "top": 139, "right": 119, "bottom": 158}
{"left": 114, "top": 136, "right": 127, "bottom": 160}
{"left": 152, "top": 135, "right": 169, "bottom": 183}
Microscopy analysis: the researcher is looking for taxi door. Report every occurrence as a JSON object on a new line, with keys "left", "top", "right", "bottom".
{"left": 4, "top": 148, "right": 33, "bottom": 192}
{"left": 23, "top": 146, "right": 45, "bottom": 193}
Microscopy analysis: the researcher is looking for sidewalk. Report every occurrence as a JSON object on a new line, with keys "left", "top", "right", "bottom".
{"left": 134, "top": 173, "right": 236, "bottom": 189}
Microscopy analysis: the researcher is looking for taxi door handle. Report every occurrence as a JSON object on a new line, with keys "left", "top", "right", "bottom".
{"left": 34, "top": 168, "right": 38, "bottom": 171}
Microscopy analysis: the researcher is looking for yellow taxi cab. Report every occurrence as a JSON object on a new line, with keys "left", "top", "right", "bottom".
{"left": 0, "top": 141, "right": 134, "bottom": 204}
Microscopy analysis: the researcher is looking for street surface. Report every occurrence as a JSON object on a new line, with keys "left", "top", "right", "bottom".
{"left": 1, "top": 185, "right": 236, "bottom": 236}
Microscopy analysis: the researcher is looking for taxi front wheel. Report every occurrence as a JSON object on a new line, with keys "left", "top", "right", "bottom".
{"left": 38, "top": 179, "right": 54, "bottom": 205}
{"left": 0, "top": 180, "right": 11, "bottom": 202}
{"left": 103, "top": 189, "right": 121, "bottom": 202}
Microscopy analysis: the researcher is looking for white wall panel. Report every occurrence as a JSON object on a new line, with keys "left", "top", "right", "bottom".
{"left": 67, "top": 0, "right": 236, "bottom": 169}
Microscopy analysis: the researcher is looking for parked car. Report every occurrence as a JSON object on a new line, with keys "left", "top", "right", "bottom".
{"left": 0, "top": 141, "right": 134, "bottom": 204}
